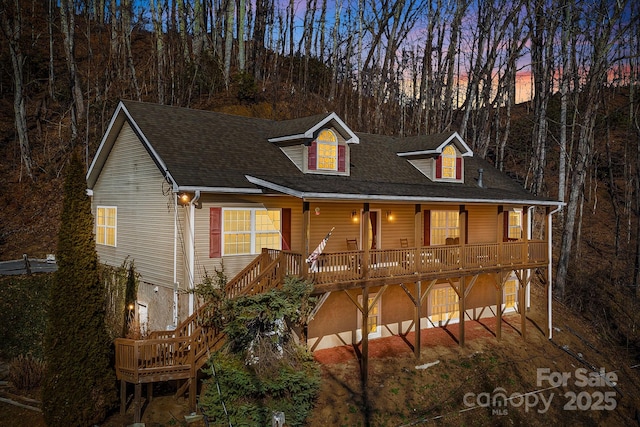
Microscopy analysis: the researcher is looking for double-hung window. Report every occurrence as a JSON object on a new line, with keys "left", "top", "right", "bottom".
{"left": 503, "top": 279, "right": 518, "bottom": 311}
{"left": 357, "top": 293, "right": 382, "bottom": 339}
{"left": 429, "top": 284, "right": 459, "bottom": 323}
{"left": 96, "top": 206, "right": 117, "bottom": 246}
{"left": 507, "top": 210, "right": 522, "bottom": 240}
{"left": 430, "top": 210, "right": 460, "bottom": 245}
{"left": 223, "top": 208, "right": 281, "bottom": 255}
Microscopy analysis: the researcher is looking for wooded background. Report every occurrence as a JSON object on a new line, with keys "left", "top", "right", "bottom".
{"left": 0, "top": 0, "right": 639, "bottom": 321}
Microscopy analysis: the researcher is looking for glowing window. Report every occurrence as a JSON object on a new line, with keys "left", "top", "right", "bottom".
{"left": 317, "top": 129, "right": 338, "bottom": 170}
{"left": 429, "top": 285, "right": 459, "bottom": 323}
{"left": 504, "top": 279, "right": 518, "bottom": 310}
{"left": 96, "top": 207, "right": 117, "bottom": 246}
{"left": 358, "top": 293, "right": 381, "bottom": 339}
{"left": 441, "top": 145, "right": 456, "bottom": 178}
{"left": 223, "top": 208, "right": 281, "bottom": 255}
{"left": 430, "top": 210, "right": 460, "bottom": 245}
{"left": 508, "top": 210, "right": 522, "bottom": 240}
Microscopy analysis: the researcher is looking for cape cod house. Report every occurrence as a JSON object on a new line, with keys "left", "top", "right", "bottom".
{"left": 87, "top": 100, "right": 562, "bottom": 417}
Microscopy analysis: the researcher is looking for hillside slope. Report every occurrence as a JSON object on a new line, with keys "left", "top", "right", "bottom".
{"left": 309, "top": 284, "right": 640, "bottom": 426}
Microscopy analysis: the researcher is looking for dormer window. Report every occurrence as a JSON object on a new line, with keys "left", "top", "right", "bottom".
{"left": 435, "top": 144, "right": 462, "bottom": 181}
{"left": 441, "top": 145, "right": 456, "bottom": 178}
{"left": 317, "top": 129, "right": 337, "bottom": 170}
{"left": 306, "top": 128, "right": 347, "bottom": 174}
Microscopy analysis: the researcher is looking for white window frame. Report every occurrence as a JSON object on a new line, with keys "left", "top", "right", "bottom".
{"left": 430, "top": 210, "right": 460, "bottom": 245}
{"left": 316, "top": 129, "right": 338, "bottom": 171}
{"left": 96, "top": 206, "right": 117, "bottom": 247}
{"left": 357, "top": 293, "right": 382, "bottom": 340}
{"left": 508, "top": 209, "right": 522, "bottom": 240}
{"left": 428, "top": 283, "right": 460, "bottom": 324}
{"left": 222, "top": 208, "right": 281, "bottom": 256}
{"left": 503, "top": 278, "right": 518, "bottom": 313}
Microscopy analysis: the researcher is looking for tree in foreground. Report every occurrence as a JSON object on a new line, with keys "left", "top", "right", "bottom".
{"left": 198, "top": 274, "right": 321, "bottom": 426}
{"left": 42, "top": 151, "right": 116, "bottom": 426}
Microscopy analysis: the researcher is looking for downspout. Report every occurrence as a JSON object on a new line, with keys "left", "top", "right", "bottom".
{"left": 188, "top": 190, "right": 201, "bottom": 317}
{"left": 547, "top": 204, "right": 563, "bottom": 339}
{"left": 172, "top": 193, "right": 178, "bottom": 329}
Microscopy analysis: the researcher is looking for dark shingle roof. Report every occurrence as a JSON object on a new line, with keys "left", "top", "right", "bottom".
{"left": 109, "top": 101, "right": 554, "bottom": 205}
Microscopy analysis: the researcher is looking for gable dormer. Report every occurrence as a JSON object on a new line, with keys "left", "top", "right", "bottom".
{"left": 268, "top": 112, "right": 358, "bottom": 176}
{"left": 396, "top": 132, "right": 471, "bottom": 183}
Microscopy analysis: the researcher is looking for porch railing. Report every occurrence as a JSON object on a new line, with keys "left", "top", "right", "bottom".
{"left": 309, "top": 240, "right": 548, "bottom": 285}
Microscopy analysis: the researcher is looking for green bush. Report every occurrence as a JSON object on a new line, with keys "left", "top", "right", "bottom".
{"left": 201, "top": 347, "right": 320, "bottom": 426}
{"left": 198, "top": 276, "right": 321, "bottom": 426}
{"left": 0, "top": 274, "right": 52, "bottom": 360}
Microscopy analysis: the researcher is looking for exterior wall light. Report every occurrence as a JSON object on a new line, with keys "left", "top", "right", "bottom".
{"left": 386, "top": 210, "right": 394, "bottom": 221}
{"left": 351, "top": 210, "right": 359, "bottom": 222}
{"left": 178, "top": 192, "right": 191, "bottom": 205}
{"left": 315, "top": 207, "right": 321, "bottom": 215}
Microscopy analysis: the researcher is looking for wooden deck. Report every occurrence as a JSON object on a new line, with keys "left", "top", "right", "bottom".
{"left": 309, "top": 240, "right": 548, "bottom": 292}
{"left": 114, "top": 240, "right": 548, "bottom": 420}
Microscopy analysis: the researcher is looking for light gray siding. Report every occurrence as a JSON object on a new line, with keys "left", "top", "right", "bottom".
{"left": 92, "top": 123, "right": 185, "bottom": 331}
{"left": 408, "top": 158, "right": 434, "bottom": 180}
{"left": 280, "top": 145, "right": 304, "bottom": 171}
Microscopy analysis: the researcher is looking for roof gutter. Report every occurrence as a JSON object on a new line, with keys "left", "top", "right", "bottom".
{"left": 244, "top": 175, "right": 564, "bottom": 207}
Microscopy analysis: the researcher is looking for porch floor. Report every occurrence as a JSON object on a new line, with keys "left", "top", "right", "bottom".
{"left": 313, "top": 313, "right": 530, "bottom": 364}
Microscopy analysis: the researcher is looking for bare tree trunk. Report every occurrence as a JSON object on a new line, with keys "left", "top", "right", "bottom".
{"left": 47, "top": 0, "right": 55, "bottom": 100}
{"left": 328, "top": 0, "right": 341, "bottom": 101}
{"left": 122, "top": 0, "right": 141, "bottom": 100}
{"left": 556, "top": 0, "right": 627, "bottom": 298}
{"left": 1, "top": 0, "right": 33, "bottom": 181}
{"left": 223, "top": 0, "right": 234, "bottom": 88}
{"left": 238, "top": 0, "right": 246, "bottom": 72}
{"left": 59, "top": 0, "right": 85, "bottom": 142}
{"left": 526, "top": 0, "right": 559, "bottom": 195}
{"left": 558, "top": 0, "right": 571, "bottom": 218}
{"left": 150, "top": 0, "right": 166, "bottom": 103}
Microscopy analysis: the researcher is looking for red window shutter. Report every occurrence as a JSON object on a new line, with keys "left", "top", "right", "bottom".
{"left": 308, "top": 140, "right": 317, "bottom": 170}
{"left": 423, "top": 210, "right": 431, "bottom": 246}
{"left": 435, "top": 156, "right": 442, "bottom": 179}
{"left": 456, "top": 157, "right": 462, "bottom": 180}
{"left": 281, "top": 208, "right": 291, "bottom": 250}
{"left": 503, "top": 210, "right": 510, "bottom": 242}
{"left": 209, "top": 207, "right": 222, "bottom": 258}
{"left": 338, "top": 145, "right": 346, "bottom": 172}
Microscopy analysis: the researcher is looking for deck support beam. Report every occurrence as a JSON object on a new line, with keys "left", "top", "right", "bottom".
{"left": 459, "top": 278, "right": 465, "bottom": 347}
{"left": 414, "top": 281, "right": 421, "bottom": 358}
{"left": 189, "top": 373, "right": 197, "bottom": 412}
{"left": 120, "top": 379, "right": 126, "bottom": 415}
{"left": 361, "top": 285, "right": 369, "bottom": 385}
{"left": 494, "top": 272, "right": 509, "bottom": 341}
{"left": 134, "top": 383, "right": 142, "bottom": 423}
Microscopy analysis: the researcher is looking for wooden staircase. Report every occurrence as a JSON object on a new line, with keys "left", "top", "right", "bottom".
{"left": 114, "top": 249, "right": 304, "bottom": 421}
